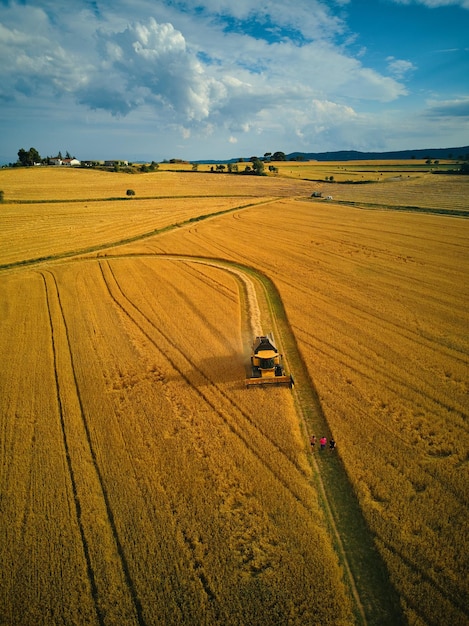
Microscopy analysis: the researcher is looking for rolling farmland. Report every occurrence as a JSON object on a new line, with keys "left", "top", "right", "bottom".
{"left": 1, "top": 166, "right": 468, "bottom": 625}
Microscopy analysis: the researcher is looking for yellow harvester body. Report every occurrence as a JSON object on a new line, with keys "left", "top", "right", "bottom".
{"left": 245, "top": 334, "right": 293, "bottom": 387}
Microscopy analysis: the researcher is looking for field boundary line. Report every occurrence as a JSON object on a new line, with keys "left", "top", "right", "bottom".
{"left": 6, "top": 193, "right": 263, "bottom": 205}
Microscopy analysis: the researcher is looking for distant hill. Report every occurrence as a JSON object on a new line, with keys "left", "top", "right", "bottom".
{"left": 195, "top": 146, "right": 469, "bottom": 164}
{"left": 286, "top": 146, "right": 469, "bottom": 161}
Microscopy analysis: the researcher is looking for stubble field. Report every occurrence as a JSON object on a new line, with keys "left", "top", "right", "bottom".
{"left": 0, "top": 165, "right": 468, "bottom": 625}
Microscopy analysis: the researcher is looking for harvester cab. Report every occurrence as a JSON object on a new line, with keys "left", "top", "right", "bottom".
{"left": 245, "top": 334, "right": 293, "bottom": 388}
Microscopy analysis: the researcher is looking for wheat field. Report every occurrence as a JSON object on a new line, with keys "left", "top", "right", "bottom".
{"left": 0, "top": 166, "right": 468, "bottom": 625}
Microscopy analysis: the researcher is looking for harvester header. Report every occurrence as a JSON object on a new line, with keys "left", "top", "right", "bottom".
{"left": 245, "top": 334, "right": 293, "bottom": 388}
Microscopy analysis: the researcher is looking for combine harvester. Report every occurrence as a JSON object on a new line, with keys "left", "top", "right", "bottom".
{"left": 245, "top": 334, "right": 294, "bottom": 388}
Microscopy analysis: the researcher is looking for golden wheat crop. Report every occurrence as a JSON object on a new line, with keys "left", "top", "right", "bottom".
{"left": 1, "top": 166, "right": 468, "bottom": 625}
{"left": 153, "top": 197, "right": 469, "bottom": 625}
{"left": 0, "top": 166, "right": 312, "bottom": 202}
{"left": 0, "top": 197, "right": 272, "bottom": 266}
{"left": 0, "top": 172, "right": 355, "bottom": 623}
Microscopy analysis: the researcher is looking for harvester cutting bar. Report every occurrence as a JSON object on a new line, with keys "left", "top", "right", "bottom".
{"left": 245, "top": 375, "right": 293, "bottom": 388}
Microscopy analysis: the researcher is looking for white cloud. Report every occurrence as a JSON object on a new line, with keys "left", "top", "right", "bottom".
{"left": 75, "top": 18, "right": 224, "bottom": 119}
{"left": 390, "top": 0, "right": 469, "bottom": 8}
{"left": 0, "top": 11, "right": 89, "bottom": 101}
{"left": 424, "top": 97, "right": 469, "bottom": 117}
{"left": 0, "top": 1, "right": 407, "bottom": 122}
{"left": 386, "top": 57, "right": 416, "bottom": 79}
{"left": 0, "top": 0, "right": 467, "bottom": 162}
{"left": 173, "top": 0, "right": 347, "bottom": 38}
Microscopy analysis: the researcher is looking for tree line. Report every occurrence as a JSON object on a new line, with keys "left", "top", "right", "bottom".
{"left": 15, "top": 148, "right": 76, "bottom": 167}
{"left": 11, "top": 147, "right": 469, "bottom": 175}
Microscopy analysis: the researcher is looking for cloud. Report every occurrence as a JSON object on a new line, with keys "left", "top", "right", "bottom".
{"left": 2, "top": 0, "right": 466, "bottom": 160}
{"left": 386, "top": 57, "right": 416, "bottom": 79}
{"left": 175, "top": 0, "right": 348, "bottom": 39}
{"left": 75, "top": 18, "right": 225, "bottom": 119}
{"left": 390, "top": 0, "right": 469, "bottom": 8}
{"left": 424, "top": 97, "right": 469, "bottom": 117}
{"left": 0, "top": 9, "right": 89, "bottom": 101}
{"left": 0, "top": 1, "right": 408, "bottom": 127}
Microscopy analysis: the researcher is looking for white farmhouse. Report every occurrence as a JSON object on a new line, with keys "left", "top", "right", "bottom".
{"left": 49, "top": 157, "right": 81, "bottom": 166}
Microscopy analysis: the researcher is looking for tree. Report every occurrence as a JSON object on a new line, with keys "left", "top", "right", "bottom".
{"left": 272, "top": 151, "right": 286, "bottom": 161}
{"left": 29, "top": 147, "right": 41, "bottom": 164}
{"left": 17, "top": 147, "right": 41, "bottom": 166}
{"left": 252, "top": 158, "right": 265, "bottom": 175}
{"left": 126, "top": 189, "right": 136, "bottom": 197}
{"left": 17, "top": 149, "right": 29, "bottom": 166}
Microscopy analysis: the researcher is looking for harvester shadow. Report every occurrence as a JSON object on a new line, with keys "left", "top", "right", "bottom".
{"left": 173, "top": 353, "right": 247, "bottom": 388}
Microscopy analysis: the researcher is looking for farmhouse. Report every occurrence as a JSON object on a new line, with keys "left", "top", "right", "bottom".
{"left": 49, "top": 157, "right": 81, "bottom": 166}
{"left": 62, "top": 158, "right": 81, "bottom": 166}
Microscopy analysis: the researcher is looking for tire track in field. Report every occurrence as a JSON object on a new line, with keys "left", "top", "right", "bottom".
{"left": 176, "top": 257, "right": 263, "bottom": 338}
{"left": 40, "top": 270, "right": 146, "bottom": 626}
{"left": 40, "top": 270, "right": 105, "bottom": 626}
{"left": 95, "top": 251, "right": 411, "bottom": 624}
{"left": 100, "top": 254, "right": 407, "bottom": 624}
{"left": 99, "top": 260, "right": 312, "bottom": 506}
{"left": 99, "top": 260, "right": 322, "bottom": 612}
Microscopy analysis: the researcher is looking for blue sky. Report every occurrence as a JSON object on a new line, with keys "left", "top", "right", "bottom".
{"left": 1, "top": 0, "right": 468, "bottom": 163}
